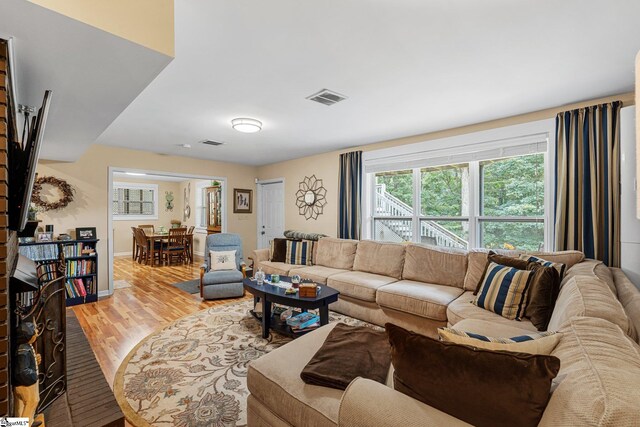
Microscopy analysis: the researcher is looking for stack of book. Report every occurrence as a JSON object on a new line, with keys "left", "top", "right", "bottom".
{"left": 286, "top": 312, "right": 320, "bottom": 334}
{"left": 65, "top": 278, "right": 88, "bottom": 298}
{"left": 67, "top": 259, "right": 95, "bottom": 277}
{"left": 63, "top": 242, "right": 96, "bottom": 257}
{"left": 19, "top": 244, "right": 59, "bottom": 261}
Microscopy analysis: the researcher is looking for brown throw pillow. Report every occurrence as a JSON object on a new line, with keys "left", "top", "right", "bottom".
{"left": 525, "top": 265, "right": 561, "bottom": 331}
{"left": 301, "top": 323, "right": 390, "bottom": 390}
{"left": 473, "top": 252, "right": 532, "bottom": 295}
{"left": 386, "top": 323, "right": 560, "bottom": 427}
{"left": 270, "top": 238, "right": 289, "bottom": 262}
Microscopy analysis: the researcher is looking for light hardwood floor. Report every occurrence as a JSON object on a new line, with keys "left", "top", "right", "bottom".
{"left": 70, "top": 255, "right": 249, "bottom": 390}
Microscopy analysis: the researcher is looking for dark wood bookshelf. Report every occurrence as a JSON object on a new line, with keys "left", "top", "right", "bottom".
{"left": 18, "top": 238, "right": 99, "bottom": 307}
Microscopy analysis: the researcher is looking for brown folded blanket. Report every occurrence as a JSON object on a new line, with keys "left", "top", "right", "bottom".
{"left": 300, "top": 323, "right": 391, "bottom": 390}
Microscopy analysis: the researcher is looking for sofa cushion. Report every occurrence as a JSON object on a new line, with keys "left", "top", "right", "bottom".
{"left": 258, "top": 261, "right": 294, "bottom": 276}
{"left": 352, "top": 240, "right": 405, "bottom": 279}
{"left": 327, "top": 271, "right": 397, "bottom": 302}
{"left": 288, "top": 265, "right": 348, "bottom": 285}
{"left": 463, "top": 249, "right": 520, "bottom": 292}
{"left": 611, "top": 268, "right": 640, "bottom": 343}
{"left": 547, "top": 275, "right": 632, "bottom": 335}
{"left": 285, "top": 239, "right": 313, "bottom": 266}
{"left": 463, "top": 249, "right": 584, "bottom": 292}
{"left": 473, "top": 262, "right": 534, "bottom": 321}
{"left": 447, "top": 291, "right": 538, "bottom": 332}
{"left": 376, "top": 280, "right": 464, "bottom": 322}
{"left": 403, "top": 244, "right": 468, "bottom": 288}
{"left": 247, "top": 323, "right": 343, "bottom": 427}
{"left": 269, "top": 238, "right": 289, "bottom": 262}
{"left": 562, "top": 259, "right": 616, "bottom": 295}
{"left": 438, "top": 327, "right": 561, "bottom": 355}
{"left": 527, "top": 250, "right": 584, "bottom": 270}
{"left": 519, "top": 254, "right": 566, "bottom": 279}
{"left": 387, "top": 323, "right": 560, "bottom": 427}
{"left": 524, "top": 265, "right": 560, "bottom": 331}
{"left": 539, "top": 317, "right": 640, "bottom": 426}
{"left": 452, "top": 318, "right": 539, "bottom": 338}
{"left": 315, "top": 237, "right": 359, "bottom": 270}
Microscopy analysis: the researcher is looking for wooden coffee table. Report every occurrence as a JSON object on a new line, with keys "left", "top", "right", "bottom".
{"left": 243, "top": 276, "right": 340, "bottom": 338}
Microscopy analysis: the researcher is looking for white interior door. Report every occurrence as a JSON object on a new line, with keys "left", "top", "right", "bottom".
{"left": 258, "top": 180, "right": 285, "bottom": 248}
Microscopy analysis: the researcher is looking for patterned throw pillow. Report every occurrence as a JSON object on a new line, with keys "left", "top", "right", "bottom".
{"left": 438, "top": 328, "right": 561, "bottom": 355}
{"left": 210, "top": 250, "right": 236, "bottom": 271}
{"left": 473, "top": 262, "right": 534, "bottom": 320}
{"left": 519, "top": 255, "right": 566, "bottom": 278}
{"left": 285, "top": 240, "right": 313, "bottom": 266}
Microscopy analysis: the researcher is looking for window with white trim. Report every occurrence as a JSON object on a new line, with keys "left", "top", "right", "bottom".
{"left": 113, "top": 182, "right": 158, "bottom": 220}
{"left": 368, "top": 138, "right": 548, "bottom": 251}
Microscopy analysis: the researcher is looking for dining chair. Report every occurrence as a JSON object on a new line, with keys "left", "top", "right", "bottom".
{"left": 185, "top": 226, "right": 196, "bottom": 263}
{"left": 138, "top": 224, "right": 155, "bottom": 236}
{"left": 163, "top": 227, "right": 188, "bottom": 265}
{"left": 133, "top": 228, "right": 149, "bottom": 264}
{"left": 131, "top": 227, "right": 140, "bottom": 261}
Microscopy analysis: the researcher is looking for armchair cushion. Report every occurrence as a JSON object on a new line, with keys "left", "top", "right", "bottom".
{"left": 202, "top": 269, "right": 244, "bottom": 286}
{"left": 210, "top": 250, "right": 237, "bottom": 271}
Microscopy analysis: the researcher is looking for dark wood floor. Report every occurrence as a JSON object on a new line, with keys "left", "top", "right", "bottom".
{"left": 69, "top": 256, "right": 249, "bottom": 424}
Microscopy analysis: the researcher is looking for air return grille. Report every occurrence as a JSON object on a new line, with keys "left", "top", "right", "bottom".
{"left": 306, "top": 89, "right": 348, "bottom": 106}
{"left": 200, "top": 140, "right": 225, "bottom": 146}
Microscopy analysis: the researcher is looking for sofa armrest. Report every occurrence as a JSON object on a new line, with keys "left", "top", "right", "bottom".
{"left": 338, "top": 378, "right": 471, "bottom": 427}
{"left": 249, "top": 248, "right": 269, "bottom": 266}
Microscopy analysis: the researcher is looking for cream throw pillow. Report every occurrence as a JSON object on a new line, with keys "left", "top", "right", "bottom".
{"left": 438, "top": 327, "right": 561, "bottom": 355}
{"left": 210, "top": 250, "right": 236, "bottom": 271}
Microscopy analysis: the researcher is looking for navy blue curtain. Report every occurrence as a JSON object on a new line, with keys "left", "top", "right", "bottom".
{"left": 554, "top": 101, "right": 621, "bottom": 266}
{"left": 338, "top": 151, "right": 363, "bottom": 239}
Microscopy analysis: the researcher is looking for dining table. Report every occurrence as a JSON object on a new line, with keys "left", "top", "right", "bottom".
{"left": 131, "top": 231, "right": 194, "bottom": 266}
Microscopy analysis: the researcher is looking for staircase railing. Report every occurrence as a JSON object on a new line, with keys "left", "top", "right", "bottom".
{"left": 374, "top": 185, "right": 468, "bottom": 248}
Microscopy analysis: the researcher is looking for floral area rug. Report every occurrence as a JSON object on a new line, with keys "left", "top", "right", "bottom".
{"left": 114, "top": 300, "right": 373, "bottom": 426}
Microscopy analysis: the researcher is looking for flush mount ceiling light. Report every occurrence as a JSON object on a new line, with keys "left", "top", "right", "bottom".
{"left": 231, "top": 118, "right": 262, "bottom": 133}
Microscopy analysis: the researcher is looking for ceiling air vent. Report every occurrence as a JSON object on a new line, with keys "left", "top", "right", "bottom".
{"left": 306, "top": 89, "right": 348, "bottom": 106}
{"left": 200, "top": 140, "right": 225, "bottom": 146}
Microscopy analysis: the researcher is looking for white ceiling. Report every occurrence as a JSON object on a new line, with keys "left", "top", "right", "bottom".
{"left": 13, "top": 0, "right": 640, "bottom": 166}
{"left": 0, "top": 0, "right": 172, "bottom": 161}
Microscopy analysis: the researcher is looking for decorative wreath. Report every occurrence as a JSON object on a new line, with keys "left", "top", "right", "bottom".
{"left": 295, "top": 175, "right": 327, "bottom": 220}
{"left": 31, "top": 176, "right": 75, "bottom": 211}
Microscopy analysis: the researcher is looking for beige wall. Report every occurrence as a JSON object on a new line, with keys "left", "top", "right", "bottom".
{"left": 112, "top": 178, "right": 183, "bottom": 255}
{"left": 28, "top": 0, "right": 175, "bottom": 57}
{"left": 257, "top": 91, "right": 636, "bottom": 238}
{"left": 36, "top": 145, "right": 258, "bottom": 292}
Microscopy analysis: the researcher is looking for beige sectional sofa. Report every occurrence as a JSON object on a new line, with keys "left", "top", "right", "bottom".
{"left": 247, "top": 237, "right": 640, "bottom": 426}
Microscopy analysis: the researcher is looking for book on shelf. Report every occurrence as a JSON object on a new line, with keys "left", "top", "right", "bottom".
{"left": 66, "top": 259, "right": 95, "bottom": 277}
{"left": 65, "top": 277, "right": 93, "bottom": 298}
{"left": 62, "top": 242, "right": 96, "bottom": 258}
{"left": 292, "top": 322, "right": 320, "bottom": 333}
{"left": 36, "top": 263, "right": 58, "bottom": 283}
{"left": 286, "top": 312, "right": 320, "bottom": 330}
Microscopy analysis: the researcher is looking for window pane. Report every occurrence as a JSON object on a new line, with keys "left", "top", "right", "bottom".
{"left": 375, "top": 170, "right": 413, "bottom": 216}
{"left": 480, "top": 221, "right": 544, "bottom": 251}
{"left": 373, "top": 219, "right": 412, "bottom": 242}
{"left": 421, "top": 164, "right": 469, "bottom": 216}
{"left": 419, "top": 219, "right": 468, "bottom": 249}
{"left": 481, "top": 154, "right": 544, "bottom": 216}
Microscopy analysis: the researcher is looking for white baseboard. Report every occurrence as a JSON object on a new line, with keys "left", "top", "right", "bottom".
{"left": 114, "top": 251, "right": 133, "bottom": 257}
{"left": 194, "top": 251, "right": 205, "bottom": 257}
{"left": 98, "top": 289, "right": 112, "bottom": 298}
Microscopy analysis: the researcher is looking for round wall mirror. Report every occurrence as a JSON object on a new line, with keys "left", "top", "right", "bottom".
{"left": 304, "top": 190, "right": 316, "bottom": 206}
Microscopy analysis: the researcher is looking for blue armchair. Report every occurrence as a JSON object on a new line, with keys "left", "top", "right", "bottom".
{"left": 200, "top": 233, "right": 246, "bottom": 300}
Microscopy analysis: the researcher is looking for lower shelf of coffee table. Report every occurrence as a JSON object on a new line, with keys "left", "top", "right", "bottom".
{"left": 249, "top": 309, "right": 319, "bottom": 338}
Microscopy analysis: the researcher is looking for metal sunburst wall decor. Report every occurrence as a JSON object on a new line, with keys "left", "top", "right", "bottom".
{"left": 295, "top": 175, "right": 327, "bottom": 220}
